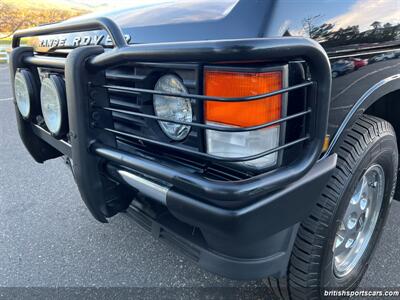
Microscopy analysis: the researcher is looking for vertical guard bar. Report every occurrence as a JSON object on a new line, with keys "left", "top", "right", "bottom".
{"left": 65, "top": 46, "right": 108, "bottom": 222}
{"left": 65, "top": 45, "right": 131, "bottom": 222}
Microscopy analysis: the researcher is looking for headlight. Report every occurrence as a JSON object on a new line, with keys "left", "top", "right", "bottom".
{"left": 40, "top": 76, "right": 67, "bottom": 137}
{"left": 153, "top": 74, "right": 192, "bottom": 141}
{"left": 204, "top": 69, "right": 283, "bottom": 169}
{"left": 14, "top": 70, "right": 36, "bottom": 119}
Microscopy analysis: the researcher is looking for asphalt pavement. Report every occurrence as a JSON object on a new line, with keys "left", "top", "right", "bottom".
{"left": 0, "top": 64, "right": 400, "bottom": 298}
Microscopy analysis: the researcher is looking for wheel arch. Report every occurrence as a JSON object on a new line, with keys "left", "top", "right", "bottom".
{"left": 324, "top": 74, "right": 400, "bottom": 158}
{"left": 324, "top": 74, "right": 400, "bottom": 199}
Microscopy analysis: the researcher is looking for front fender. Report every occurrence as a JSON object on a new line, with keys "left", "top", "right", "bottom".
{"left": 324, "top": 73, "right": 400, "bottom": 158}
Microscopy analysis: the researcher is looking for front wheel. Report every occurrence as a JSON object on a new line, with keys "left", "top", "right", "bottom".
{"left": 278, "top": 115, "right": 398, "bottom": 299}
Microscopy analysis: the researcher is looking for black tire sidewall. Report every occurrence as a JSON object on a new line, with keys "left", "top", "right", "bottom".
{"left": 321, "top": 133, "right": 397, "bottom": 289}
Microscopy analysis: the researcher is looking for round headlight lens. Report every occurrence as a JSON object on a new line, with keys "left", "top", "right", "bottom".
{"left": 14, "top": 71, "right": 32, "bottom": 118}
{"left": 40, "top": 76, "right": 67, "bottom": 136}
{"left": 153, "top": 74, "right": 192, "bottom": 141}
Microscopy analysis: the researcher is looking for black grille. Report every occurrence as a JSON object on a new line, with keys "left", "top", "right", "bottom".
{"left": 105, "top": 63, "right": 204, "bottom": 152}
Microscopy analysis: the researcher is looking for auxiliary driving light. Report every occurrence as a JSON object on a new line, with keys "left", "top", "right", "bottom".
{"left": 14, "top": 70, "right": 37, "bottom": 119}
{"left": 40, "top": 76, "right": 68, "bottom": 137}
{"left": 153, "top": 74, "right": 193, "bottom": 141}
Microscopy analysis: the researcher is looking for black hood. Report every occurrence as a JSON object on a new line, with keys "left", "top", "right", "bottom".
{"left": 29, "top": 0, "right": 274, "bottom": 52}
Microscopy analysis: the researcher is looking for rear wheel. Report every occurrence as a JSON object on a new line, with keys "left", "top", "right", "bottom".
{"left": 270, "top": 115, "right": 398, "bottom": 299}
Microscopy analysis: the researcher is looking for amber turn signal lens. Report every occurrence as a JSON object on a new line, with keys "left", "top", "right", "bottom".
{"left": 322, "top": 134, "right": 330, "bottom": 153}
{"left": 204, "top": 70, "right": 282, "bottom": 127}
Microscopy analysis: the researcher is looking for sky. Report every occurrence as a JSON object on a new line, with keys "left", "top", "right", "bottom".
{"left": 327, "top": 0, "right": 400, "bottom": 32}
{"left": 267, "top": 0, "right": 400, "bottom": 37}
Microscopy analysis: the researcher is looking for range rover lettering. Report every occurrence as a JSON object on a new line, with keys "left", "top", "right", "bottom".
{"left": 9, "top": 0, "right": 400, "bottom": 298}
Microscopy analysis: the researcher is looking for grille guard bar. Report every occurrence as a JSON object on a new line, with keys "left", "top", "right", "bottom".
{"left": 94, "top": 82, "right": 314, "bottom": 163}
{"left": 12, "top": 17, "right": 127, "bottom": 49}
{"left": 11, "top": 17, "right": 332, "bottom": 219}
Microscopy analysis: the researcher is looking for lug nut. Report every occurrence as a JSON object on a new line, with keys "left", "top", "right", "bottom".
{"left": 360, "top": 198, "right": 368, "bottom": 210}
{"left": 369, "top": 180, "right": 378, "bottom": 188}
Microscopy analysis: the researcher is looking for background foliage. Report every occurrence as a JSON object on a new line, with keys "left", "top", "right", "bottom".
{"left": 0, "top": 0, "right": 93, "bottom": 39}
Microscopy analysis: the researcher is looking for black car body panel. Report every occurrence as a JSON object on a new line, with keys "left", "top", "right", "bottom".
{"left": 31, "top": 0, "right": 272, "bottom": 48}
{"left": 10, "top": 0, "right": 400, "bottom": 279}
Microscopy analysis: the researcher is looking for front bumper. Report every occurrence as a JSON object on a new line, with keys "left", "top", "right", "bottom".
{"left": 10, "top": 17, "right": 334, "bottom": 279}
{"left": 118, "top": 153, "right": 336, "bottom": 279}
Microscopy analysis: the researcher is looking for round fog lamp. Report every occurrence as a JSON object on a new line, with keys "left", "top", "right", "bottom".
{"left": 40, "top": 76, "right": 67, "bottom": 137}
{"left": 14, "top": 70, "right": 36, "bottom": 119}
{"left": 153, "top": 74, "right": 192, "bottom": 141}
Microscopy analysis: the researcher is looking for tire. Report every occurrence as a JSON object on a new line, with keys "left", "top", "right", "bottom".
{"left": 269, "top": 115, "right": 398, "bottom": 299}
{"left": 332, "top": 71, "right": 339, "bottom": 78}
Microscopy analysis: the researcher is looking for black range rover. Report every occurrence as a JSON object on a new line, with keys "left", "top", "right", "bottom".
{"left": 9, "top": 0, "right": 400, "bottom": 298}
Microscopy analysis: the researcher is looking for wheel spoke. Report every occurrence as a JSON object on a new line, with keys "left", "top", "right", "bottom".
{"left": 334, "top": 233, "right": 346, "bottom": 255}
{"left": 360, "top": 175, "right": 369, "bottom": 195}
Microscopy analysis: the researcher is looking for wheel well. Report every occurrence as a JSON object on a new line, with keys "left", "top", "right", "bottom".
{"left": 365, "top": 90, "right": 400, "bottom": 147}
{"left": 365, "top": 89, "right": 400, "bottom": 199}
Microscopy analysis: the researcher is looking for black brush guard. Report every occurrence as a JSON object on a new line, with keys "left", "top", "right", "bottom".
{"left": 11, "top": 18, "right": 337, "bottom": 278}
